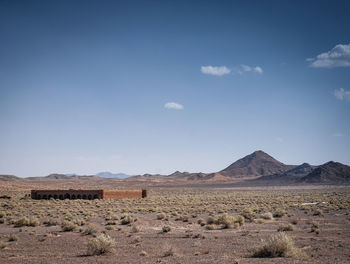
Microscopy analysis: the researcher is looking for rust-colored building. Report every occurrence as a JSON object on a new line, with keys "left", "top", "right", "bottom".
{"left": 31, "top": 189, "right": 147, "bottom": 200}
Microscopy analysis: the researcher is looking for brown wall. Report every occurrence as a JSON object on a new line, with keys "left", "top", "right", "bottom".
{"left": 103, "top": 190, "right": 143, "bottom": 199}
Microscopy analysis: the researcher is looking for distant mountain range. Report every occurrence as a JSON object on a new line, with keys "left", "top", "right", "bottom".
{"left": 163, "top": 150, "right": 350, "bottom": 184}
{"left": 95, "top": 172, "right": 132, "bottom": 179}
{"left": 1, "top": 150, "right": 349, "bottom": 185}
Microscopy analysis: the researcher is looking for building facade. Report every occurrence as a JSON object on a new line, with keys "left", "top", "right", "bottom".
{"left": 31, "top": 189, "right": 147, "bottom": 200}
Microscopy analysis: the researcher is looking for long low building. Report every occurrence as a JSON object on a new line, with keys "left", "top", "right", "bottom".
{"left": 31, "top": 189, "right": 147, "bottom": 200}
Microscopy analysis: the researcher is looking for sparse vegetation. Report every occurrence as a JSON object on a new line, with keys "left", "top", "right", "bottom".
{"left": 83, "top": 224, "right": 99, "bottom": 235}
{"left": 163, "top": 243, "right": 175, "bottom": 257}
{"left": 0, "top": 184, "right": 348, "bottom": 263}
{"left": 13, "top": 217, "right": 39, "bottom": 227}
{"left": 162, "top": 225, "right": 171, "bottom": 233}
{"left": 121, "top": 214, "right": 134, "bottom": 225}
{"left": 131, "top": 224, "right": 141, "bottom": 233}
{"left": 156, "top": 212, "right": 166, "bottom": 220}
{"left": 61, "top": 220, "right": 78, "bottom": 232}
{"left": 277, "top": 223, "right": 294, "bottom": 232}
{"left": 260, "top": 212, "right": 273, "bottom": 220}
{"left": 86, "top": 234, "right": 116, "bottom": 256}
{"left": 273, "top": 208, "right": 286, "bottom": 218}
{"left": 8, "top": 234, "right": 18, "bottom": 241}
{"left": 250, "top": 232, "right": 306, "bottom": 258}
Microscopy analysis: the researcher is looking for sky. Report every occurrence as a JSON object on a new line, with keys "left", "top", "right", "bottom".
{"left": 1, "top": 0, "right": 350, "bottom": 177}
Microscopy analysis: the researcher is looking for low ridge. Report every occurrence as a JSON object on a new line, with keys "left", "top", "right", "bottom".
{"left": 299, "top": 161, "right": 350, "bottom": 183}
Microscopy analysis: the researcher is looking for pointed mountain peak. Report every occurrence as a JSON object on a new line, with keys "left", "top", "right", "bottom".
{"left": 220, "top": 150, "right": 292, "bottom": 178}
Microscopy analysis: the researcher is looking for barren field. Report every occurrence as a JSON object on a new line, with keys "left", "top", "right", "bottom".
{"left": 0, "top": 181, "right": 350, "bottom": 264}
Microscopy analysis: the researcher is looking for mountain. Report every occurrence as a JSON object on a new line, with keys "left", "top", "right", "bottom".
{"left": 220, "top": 150, "right": 295, "bottom": 178}
{"left": 27, "top": 173, "right": 102, "bottom": 181}
{"left": 299, "top": 161, "right": 350, "bottom": 184}
{"left": 0, "top": 174, "right": 21, "bottom": 181}
{"left": 255, "top": 163, "right": 316, "bottom": 182}
{"left": 96, "top": 172, "right": 132, "bottom": 179}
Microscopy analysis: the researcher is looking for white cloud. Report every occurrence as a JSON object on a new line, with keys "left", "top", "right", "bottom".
{"left": 201, "top": 65, "right": 263, "bottom": 76}
{"left": 308, "top": 43, "right": 350, "bottom": 68}
{"left": 241, "top": 64, "right": 252, "bottom": 72}
{"left": 201, "top": 66, "right": 231, "bottom": 76}
{"left": 237, "top": 65, "right": 263, "bottom": 75}
{"left": 164, "top": 102, "right": 184, "bottom": 110}
{"left": 275, "top": 137, "right": 284, "bottom": 143}
{"left": 254, "top": 66, "right": 263, "bottom": 74}
{"left": 334, "top": 88, "right": 350, "bottom": 102}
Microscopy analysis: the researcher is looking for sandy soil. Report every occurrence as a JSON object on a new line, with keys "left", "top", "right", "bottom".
{"left": 0, "top": 181, "right": 349, "bottom": 263}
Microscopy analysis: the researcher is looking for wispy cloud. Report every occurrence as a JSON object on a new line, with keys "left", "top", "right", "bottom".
{"left": 254, "top": 66, "right": 263, "bottom": 74}
{"left": 201, "top": 65, "right": 263, "bottom": 76}
{"left": 164, "top": 102, "right": 184, "bottom": 110}
{"left": 239, "top": 65, "right": 263, "bottom": 74}
{"left": 201, "top": 66, "right": 231, "bottom": 76}
{"left": 334, "top": 88, "right": 350, "bottom": 102}
{"left": 308, "top": 43, "right": 350, "bottom": 68}
{"left": 332, "top": 132, "right": 344, "bottom": 137}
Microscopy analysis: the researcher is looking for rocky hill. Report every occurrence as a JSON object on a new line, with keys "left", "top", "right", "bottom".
{"left": 219, "top": 150, "right": 295, "bottom": 178}
{"left": 299, "top": 161, "right": 350, "bottom": 184}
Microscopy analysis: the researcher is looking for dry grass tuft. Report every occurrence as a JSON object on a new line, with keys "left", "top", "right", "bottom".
{"left": 277, "top": 223, "right": 294, "bottom": 232}
{"left": 163, "top": 243, "right": 176, "bottom": 257}
{"left": 61, "top": 220, "right": 78, "bottom": 232}
{"left": 13, "top": 217, "right": 39, "bottom": 227}
{"left": 86, "top": 234, "right": 116, "bottom": 256}
{"left": 260, "top": 212, "right": 273, "bottom": 220}
{"left": 83, "top": 224, "right": 99, "bottom": 235}
{"left": 250, "top": 232, "right": 306, "bottom": 258}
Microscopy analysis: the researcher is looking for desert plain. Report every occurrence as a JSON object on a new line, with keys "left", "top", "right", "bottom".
{"left": 0, "top": 178, "right": 349, "bottom": 264}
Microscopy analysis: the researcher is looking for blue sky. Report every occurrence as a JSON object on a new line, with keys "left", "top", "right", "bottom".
{"left": 1, "top": 0, "right": 350, "bottom": 177}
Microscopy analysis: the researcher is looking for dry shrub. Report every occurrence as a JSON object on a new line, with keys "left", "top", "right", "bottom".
{"left": 74, "top": 219, "right": 86, "bottom": 226}
{"left": 162, "top": 225, "right": 171, "bottom": 233}
{"left": 205, "top": 224, "right": 216, "bottom": 230}
{"left": 86, "top": 234, "right": 116, "bottom": 256}
{"left": 121, "top": 214, "right": 134, "bottom": 225}
{"left": 83, "top": 224, "right": 99, "bottom": 235}
{"left": 310, "top": 222, "right": 319, "bottom": 233}
{"left": 13, "top": 217, "right": 39, "bottom": 227}
{"left": 105, "top": 225, "right": 115, "bottom": 231}
{"left": 260, "top": 212, "right": 273, "bottom": 220}
{"left": 254, "top": 218, "right": 265, "bottom": 224}
{"left": 242, "top": 208, "right": 255, "bottom": 221}
{"left": 156, "top": 212, "right": 166, "bottom": 220}
{"left": 313, "top": 209, "right": 323, "bottom": 216}
{"left": 8, "top": 234, "right": 18, "bottom": 241}
{"left": 290, "top": 219, "right": 298, "bottom": 225}
{"left": 131, "top": 236, "right": 141, "bottom": 244}
{"left": 131, "top": 224, "right": 141, "bottom": 233}
{"left": 273, "top": 208, "right": 286, "bottom": 218}
{"left": 61, "top": 220, "right": 78, "bottom": 232}
{"left": 250, "top": 232, "right": 306, "bottom": 258}
{"left": 214, "top": 214, "right": 244, "bottom": 229}
{"left": 163, "top": 243, "right": 175, "bottom": 257}
{"left": 140, "top": 250, "right": 147, "bottom": 256}
{"left": 206, "top": 216, "right": 215, "bottom": 225}
{"left": 277, "top": 223, "right": 294, "bottom": 232}
{"left": 43, "top": 219, "right": 58, "bottom": 226}
{"left": 0, "top": 242, "right": 8, "bottom": 249}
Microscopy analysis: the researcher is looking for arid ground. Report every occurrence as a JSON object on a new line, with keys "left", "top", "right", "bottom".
{"left": 0, "top": 180, "right": 349, "bottom": 264}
